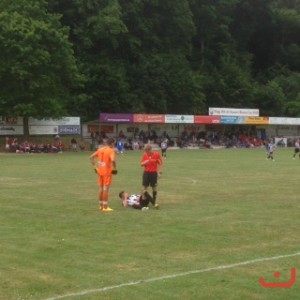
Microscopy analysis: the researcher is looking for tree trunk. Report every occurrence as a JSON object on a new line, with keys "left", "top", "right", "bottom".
{"left": 23, "top": 116, "right": 29, "bottom": 140}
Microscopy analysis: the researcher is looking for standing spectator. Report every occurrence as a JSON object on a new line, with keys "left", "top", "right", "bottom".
{"left": 133, "top": 139, "right": 140, "bottom": 151}
{"left": 11, "top": 138, "right": 18, "bottom": 152}
{"left": 293, "top": 139, "right": 300, "bottom": 159}
{"left": 140, "top": 144, "right": 162, "bottom": 208}
{"left": 89, "top": 138, "right": 117, "bottom": 212}
{"left": 90, "top": 132, "right": 96, "bottom": 150}
{"left": 116, "top": 139, "right": 124, "bottom": 155}
{"left": 160, "top": 139, "right": 168, "bottom": 158}
{"left": 5, "top": 137, "right": 10, "bottom": 153}
{"left": 71, "top": 138, "right": 77, "bottom": 152}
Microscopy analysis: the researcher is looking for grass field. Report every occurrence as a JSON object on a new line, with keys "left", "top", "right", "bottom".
{"left": 1, "top": 147, "right": 300, "bottom": 300}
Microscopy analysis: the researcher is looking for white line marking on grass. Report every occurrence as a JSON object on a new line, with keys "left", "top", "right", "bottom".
{"left": 42, "top": 252, "right": 300, "bottom": 300}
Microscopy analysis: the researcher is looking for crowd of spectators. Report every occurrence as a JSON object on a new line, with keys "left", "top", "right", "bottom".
{"left": 175, "top": 130, "right": 265, "bottom": 149}
{"left": 116, "top": 129, "right": 175, "bottom": 150}
{"left": 89, "top": 128, "right": 266, "bottom": 151}
{"left": 3, "top": 128, "right": 273, "bottom": 154}
{"left": 4, "top": 136, "right": 65, "bottom": 153}
{"left": 2, "top": 130, "right": 293, "bottom": 153}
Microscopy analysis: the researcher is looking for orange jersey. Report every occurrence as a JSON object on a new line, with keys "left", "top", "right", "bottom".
{"left": 91, "top": 146, "right": 116, "bottom": 176}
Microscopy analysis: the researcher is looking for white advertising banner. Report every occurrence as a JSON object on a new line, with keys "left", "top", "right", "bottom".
{"left": 269, "top": 117, "right": 300, "bottom": 125}
{"left": 165, "top": 115, "right": 194, "bottom": 124}
{"left": 209, "top": 108, "right": 259, "bottom": 117}
{"left": 0, "top": 116, "right": 24, "bottom": 135}
{"left": 28, "top": 117, "right": 80, "bottom": 126}
{"left": 0, "top": 125, "right": 24, "bottom": 135}
{"left": 29, "top": 125, "right": 59, "bottom": 135}
{"left": 28, "top": 117, "right": 81, "bottom": 135}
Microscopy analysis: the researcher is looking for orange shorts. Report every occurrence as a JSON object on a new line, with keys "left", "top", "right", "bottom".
{"left": 98, "top": 174, "right": 112, "bottom": 186}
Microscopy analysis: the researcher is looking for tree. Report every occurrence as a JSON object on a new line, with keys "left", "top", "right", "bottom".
{"left": 42, "top": 0, "right": 300, "bottom": 118}
{"left": 271, "top": 4, "right": 300, "bottom": 71}
{"left": 118, "top": 0, "right": 203, "bottom": 114}
{"left": 0, "top": 0, "right": 83, "bottom": 137}
{"left": 48, "top": 0, "right": 131, "bottom": 119}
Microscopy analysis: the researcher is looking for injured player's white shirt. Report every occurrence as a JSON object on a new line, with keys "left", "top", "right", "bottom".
{"left": 126, "top": 194, "right": 140, "bottom": 206}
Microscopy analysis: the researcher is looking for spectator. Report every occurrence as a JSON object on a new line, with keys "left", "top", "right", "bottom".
{"left": 133, "top": 140, "right": 140, "bottom": 151}
{"left": 118, "top": 130, "right": 126, "bottom": 139}
{"left": 5, "top": 137, "right": 10, "bottom": 153}
{"left": 79, "top": 139, "right": 86, "bottom": 151}
{"left": 116, "top": 139, "right": 124, "bottom": 155}
{"left": 71, "top": 138, "right": 77, "bottom": 151}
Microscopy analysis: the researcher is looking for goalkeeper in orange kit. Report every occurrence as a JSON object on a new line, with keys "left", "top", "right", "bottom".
{"left": 89, "top": 138, "right": 117, "bottom": 212}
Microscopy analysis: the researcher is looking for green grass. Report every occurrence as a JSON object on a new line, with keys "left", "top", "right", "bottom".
{"left": 1, "top": 148, "right": 300, "bottom": 300}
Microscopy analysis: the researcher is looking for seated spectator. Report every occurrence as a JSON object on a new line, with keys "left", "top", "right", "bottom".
{"left": 124, "top": 139, "right": 133, "bottom": 150}
{"left": 100, "top": 130, "right": 108, "bottom": 139}
{"left": 54, "top": 140, "right": 64, "bottom": 152}
{"left": 79, "top": 140, "right": 86, "bottom": 151}
{"left": 118, "top": 130, "right": 126, "bottom": 139}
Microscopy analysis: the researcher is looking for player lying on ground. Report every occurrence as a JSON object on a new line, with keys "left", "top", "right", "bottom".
{"left": 119, "top": 190, "right": 159, "bottom": 210}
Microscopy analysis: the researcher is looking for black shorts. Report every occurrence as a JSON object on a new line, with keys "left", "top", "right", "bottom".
{"left": 143, "top": 172, "right": 157, "bottom": 188}
{"left": 295, "top": 148, "right": 300, "bottom": 153}
{"left": 140, "top": 198, "right": 148, "bottom": 207}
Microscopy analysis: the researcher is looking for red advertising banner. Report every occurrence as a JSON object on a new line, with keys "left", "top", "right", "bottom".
{"left": 101, "top": 125, "right": 114, "bottom": 133}
{"left": 88, "top": 125, "right": 100, "bottom": 133}
{"left": 133, "top": 114, "right": 165, "bottom": 123}
{"left": 194, "top": 116, "right": 221, "bottom": 124}
{"left": 88, "top": 125, "right": 114, "bottom": 133}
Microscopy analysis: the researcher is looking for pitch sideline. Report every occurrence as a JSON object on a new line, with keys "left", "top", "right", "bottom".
{"left": 42, "top": 251, "right": 300, "bottom": 300}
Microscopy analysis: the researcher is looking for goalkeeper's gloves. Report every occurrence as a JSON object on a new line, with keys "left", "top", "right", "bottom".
{"left": 111, "top": 169, "right": 118, "bottom": 175}
{"left": 93, "top": 166, "right": 98, "bottom": 174}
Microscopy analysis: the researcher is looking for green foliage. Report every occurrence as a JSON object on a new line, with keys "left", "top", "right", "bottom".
{"left": 273, "top": 71, "right": 300, "bottom": 116}
{"left": 0, "top": 0, "right": 82, "bottom": 118}
{"left": 253, "top": 80, "right": 286, "bottom": 116}
{"left": 3, "top": 0, "right": 300, "bottom": 120}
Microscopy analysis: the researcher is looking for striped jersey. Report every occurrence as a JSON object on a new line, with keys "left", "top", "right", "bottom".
{"left": 126, "top": 194, "right": 141, "bottom": 206}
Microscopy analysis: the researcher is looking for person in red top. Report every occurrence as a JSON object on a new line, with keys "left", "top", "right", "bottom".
{"left": 140, "top": 144, "right": 162, "bottom": 208}
{"left": 89, "top": 138, "right": 117, "bottom": 212}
